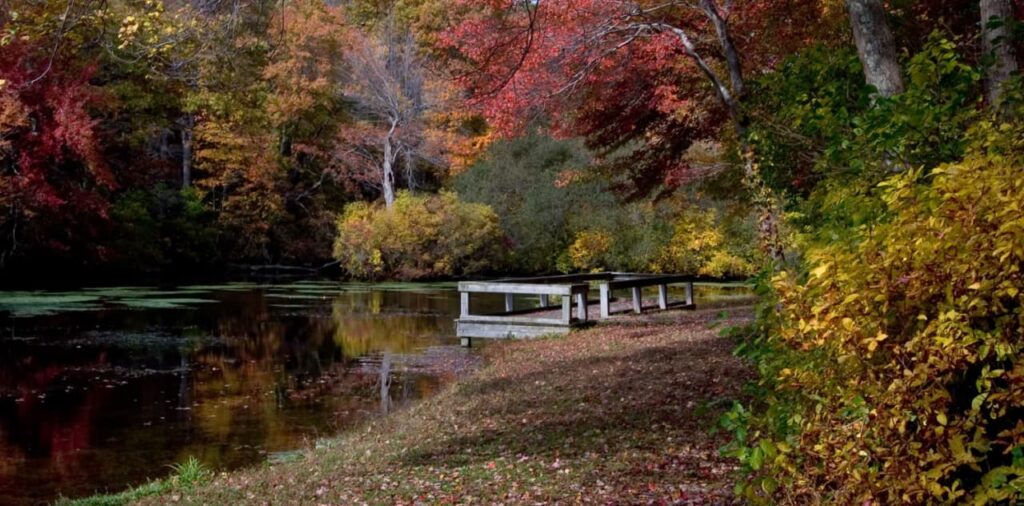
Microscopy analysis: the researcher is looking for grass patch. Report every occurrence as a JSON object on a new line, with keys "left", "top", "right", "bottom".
{"left": 58, "top": 457, "right": 211, "bottom": 506}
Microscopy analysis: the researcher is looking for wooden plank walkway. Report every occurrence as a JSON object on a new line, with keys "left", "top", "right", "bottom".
{"left": 455, "top": 272, "right": 713, "bottom": 344}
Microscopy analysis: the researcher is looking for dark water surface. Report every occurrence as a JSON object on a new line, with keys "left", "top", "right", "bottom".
{"left": 0, "top": 281, "right": 477, "bottom": 505}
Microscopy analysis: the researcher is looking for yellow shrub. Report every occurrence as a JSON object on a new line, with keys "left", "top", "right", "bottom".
{"left": 333, "top": 191, "right": 505, "bottom": 280}
{"left": 650, "top": 208, "right": 756, "bottom": 277}
{"left": 733, "top": 123, "right": 1024, "bottom": 504}
{"left": 565, "top": 230, "right": 613, "bottom": 272}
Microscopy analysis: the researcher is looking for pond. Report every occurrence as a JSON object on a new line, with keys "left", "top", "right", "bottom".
{"left": 0, "top": 281, "right": 477, "bottom": 505}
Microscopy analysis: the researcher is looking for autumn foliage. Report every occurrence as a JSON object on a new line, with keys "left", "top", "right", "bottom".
{"left": 0, "top": 41, "right": 114, "bottom": 265}
{"left": 333, "top": 191, "right": 504, "bottom": 280}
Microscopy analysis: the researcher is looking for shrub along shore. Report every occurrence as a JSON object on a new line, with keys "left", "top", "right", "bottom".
{"left": 67, "top": 304, "right": 753, "bottom": 505}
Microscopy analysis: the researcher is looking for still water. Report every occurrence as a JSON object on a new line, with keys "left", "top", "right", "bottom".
{"left": 0, "top": 281, "right": 475, "bottom": 505}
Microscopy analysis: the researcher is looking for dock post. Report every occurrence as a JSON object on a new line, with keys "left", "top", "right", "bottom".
{"left": 539, "top": 294, "right": 549, "bottom": 308}
{"left": 599, "top": 284, "right": 610, "bottom": 318}
{"left": 658, "top": 284, "right": 668, "bottom": 310}
{"left": 562, "top": 296, "right": 572, "bottom": 324}
{"left": 576, "top": 292, "right": 588, "bottom": 322}
{"left": 460, "top": 291, "right": 470, "bottom": 317}
{"left": 685, "top": 282, "right": 694, "bottom": 306}
{"left": 631, "top": 287, "right": 642, "bottom": 314}
{"left": 460, "top": 336, "right": 472, "bottom": 347}
{"left": 505, "top": 293, "right": 514, "bottom": 313}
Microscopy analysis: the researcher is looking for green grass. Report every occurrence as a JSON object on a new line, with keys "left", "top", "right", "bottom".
{"left": 56, "top": 457, "right": 211, "bottom": 506}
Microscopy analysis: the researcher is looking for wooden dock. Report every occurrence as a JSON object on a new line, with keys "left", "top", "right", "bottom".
{"left": 456, "top": 272, "right": 704, "bottom": 345}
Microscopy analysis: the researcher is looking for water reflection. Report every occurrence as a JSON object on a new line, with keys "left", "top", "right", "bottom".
{"left": 0, "top": 283, "right": 467, "bottom": 505}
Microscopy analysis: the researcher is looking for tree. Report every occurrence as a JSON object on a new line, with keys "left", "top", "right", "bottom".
{"left": 337, "top": 22, "right": 443, "bottom": 209}
{"left": 440, "top": 0, "right": 827, "bottom": 264}
{"left": 845, "top": 0, "right": 904, "bottom": 97}
{"left": 980, "top": 0, "right": 1019, "bottom": 106}
{"left": 108, "top": 0, "right": 225, "bottom": 189}
{"left": 0, "top": 40, "right": 114, "bottom": 264}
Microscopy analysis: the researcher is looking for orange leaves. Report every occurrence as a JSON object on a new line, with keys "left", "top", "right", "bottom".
{"left": 263, "top": 1, "right": 347, "bottom": 124}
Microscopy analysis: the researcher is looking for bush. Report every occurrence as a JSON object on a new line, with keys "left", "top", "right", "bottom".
{"left": 454, "top": 135, "right": 601, "bottom": 272}
{"left": 649, "top": 207, "right": 757, "bottom": 278}
{"left": 726, "top": 121, "right": 1024, "bottom": 503}
{"left": 333, "top": 191, "right": 505, "bottom": 280}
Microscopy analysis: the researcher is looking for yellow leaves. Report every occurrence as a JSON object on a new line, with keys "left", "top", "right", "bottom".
{"left": 334, "top": 192, "right": 504, "bottom": 280}
{"left": 862, "top": 332, "right": 887, "bottom": 353}
{"left": 809, "top": 262, "right": 831, "bottom": 281}
{"left": 649, "top": 207, "right": 757, "bottom": 277}
{"left": 841, "top": 317, "right": 855, "bottom": 331}
{"left": 746, "top": 119, "right": 1024, "bottom": 502}
{"left": 566, "top": 230, "right": 613, "bottom": 272}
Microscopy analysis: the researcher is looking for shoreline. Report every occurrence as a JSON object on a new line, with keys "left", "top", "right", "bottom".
{"left": 67, "top": 304, "right": 754, "bottom": 505}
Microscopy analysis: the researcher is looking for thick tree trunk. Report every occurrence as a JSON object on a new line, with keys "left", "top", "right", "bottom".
{"left": 981, "top": 0, "right": 1019, "bottom": 106}
{"left": 846, "top": 0, "right": 904, "bottom": 97}
{"left": 180, "top": 113, "right": 195, "bottom": 189}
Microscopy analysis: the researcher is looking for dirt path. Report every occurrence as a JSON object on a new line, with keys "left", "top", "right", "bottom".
{"left": 143, "top": 305, "right": 754, "bottom": 505}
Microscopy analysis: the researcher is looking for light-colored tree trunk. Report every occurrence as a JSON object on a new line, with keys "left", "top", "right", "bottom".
{"left": 846, "top": 0, "right": 904, "bottom": 98}
{"left": 981, "top": 0, "right": 1019, "bottom": 106}
{"left": 381, "top": 140, "right": 396, "bottom": 209}
{"left": 381, "top": 119, "right": 399, "bottom": 209}
{"left": 379, "top": 352, "right": 392, "bottom": 415}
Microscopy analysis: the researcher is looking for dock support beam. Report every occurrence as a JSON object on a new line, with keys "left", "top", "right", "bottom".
{"left": 599, "top": 284, "right": 611, "bottom": 318}
{"left": 539, "top": 294, "right": 549, "bottom": 308}
{"left": 576, "top": 293, "right": 588, "bottom": 322}
{"left": 460, "top": 291, "right": 470, "bottom": 317}
{"left": 658, "top": 284, "right": 668, "bottom": 310}
{"left": 685, "top": 282, "right": 694, "bottom": 306}
{"left": 561, "top": 296, "right": 572, "bottom": 324}
{"left": 505, "top": 293, "right": 514, "bottom": 312}
{"left": 631, "top": 287, "right": 642, "bottom": 314}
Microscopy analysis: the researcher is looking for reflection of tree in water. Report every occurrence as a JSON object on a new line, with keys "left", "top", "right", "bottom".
{"left": 329, "top": 291, "right": 450, "bottom": 357}
{"left": 327, "top": 291, "right": 455, "bottom": 415}
{"left": 0, "top": 286, "right": 457, "bottom": 504}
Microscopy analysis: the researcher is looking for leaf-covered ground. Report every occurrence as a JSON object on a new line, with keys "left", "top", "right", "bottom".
{"left": 142, "top": 305, "right": 754, "bottom": 505}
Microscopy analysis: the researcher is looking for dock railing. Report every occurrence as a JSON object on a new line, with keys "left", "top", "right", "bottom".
{"left": 456, "top": 272, "right": 706, "bottom": 342}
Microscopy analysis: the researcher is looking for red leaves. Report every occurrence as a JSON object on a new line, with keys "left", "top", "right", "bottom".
{"left": 440, "top": 0, "right": 828, "bottom": 196}
{"left": 0, "top": 41, "right": 115, "bottom": 260}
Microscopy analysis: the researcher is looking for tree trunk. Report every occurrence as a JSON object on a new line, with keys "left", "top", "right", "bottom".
{"left": 846, "top": 0, "right": 904, "bottom": 97}
{"left": 700, "top": 0, "right": 744, "bottom": 99}
{"left": 381, "top": 120, "right": 398, "bottom": 209}
{"left": 180, "top": 113, "right": 195, "bottom": 189}
{"left": 382, "top": 139, "right": 396, "bottom": 209}
{"left": 981, "top": 0, "right": 1019, "bottom": 106}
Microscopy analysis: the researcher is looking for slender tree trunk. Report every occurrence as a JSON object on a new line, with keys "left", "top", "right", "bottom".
{"left": 700, "top": 0, "right": 744, "bottom": 99}
{"left": 846, "top": 0, "right": 904, "bottom": 97}
{"left": 379, "top": 352, "right": 392, "bottom": 415}
{"left": 981, "top": 0, "right": 1019, "bottom": 106}
{"left": 181, "top": 113, "right": 195, "bottom": 189}
{"left": 382, "top": 145, "right": 396, "bottom": 209}
{"left": 381, "top": 120, "right": 398, "bottom": 209}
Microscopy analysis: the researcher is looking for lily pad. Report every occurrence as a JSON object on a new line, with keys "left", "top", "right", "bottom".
{"left": 114, "top": 298, "right": 218, "bottom": 309}
{"left": 0, "top": 292, "right": 104, "bottom": 317}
